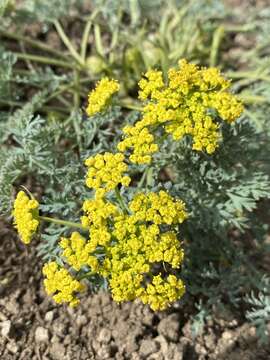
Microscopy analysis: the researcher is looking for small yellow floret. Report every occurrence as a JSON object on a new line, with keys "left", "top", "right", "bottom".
{"left": 86, "top": 77, "right": 120, "bottom": 116}
{"left": 12, "top": 190, "right": 39, "bottom": 244}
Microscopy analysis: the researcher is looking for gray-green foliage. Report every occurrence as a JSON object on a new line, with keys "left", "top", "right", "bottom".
{"left": 245, "top": 276, "right": 270, "bottom": 344}
{"left": 0, "top": 46, "right": 16, "bottom": 100}
{"left": 4, "top": 0, "right": 84, "bottom": 22}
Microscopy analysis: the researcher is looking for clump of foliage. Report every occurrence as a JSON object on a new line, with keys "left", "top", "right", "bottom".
{"left": 12, "top": 59, "right": 244, "bottom": 311}
{"left": 1, "top": 0, "right": 270, "bottom": 343}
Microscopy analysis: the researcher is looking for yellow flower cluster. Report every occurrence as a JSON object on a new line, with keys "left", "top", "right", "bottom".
{"left": 86, "top": 77, "right": 120, "bottom": 116}
{"left": 104, "top": 220, "right": 185, "bottom": 310}
{"left": 50, "top": 183, "right": 187, "bottom": 310}
{"left": 39, "top": 185, "right": 187, "bottom": 310}
{"left": 138, "top": 69, "right": 164, "bottom": 101}
{"left": 60, "top": 232, "right": 98, "bottom": 272}
{"left": 129, "top": 190, "right": 187, "bottom": 225}
{"left": 82, "top": 194, "right": 118, "bottom": 253}
{"left": 12, "top": 191, "right": 39, "bottom": 244}
{"left": 82, "top": 194, "right": 118, "bottom": 228}
{"left": 13, "top": 60, "right": 245, "bottom": 312}
{"left": 85, "top": 152, "right": 131, "bottom": 191}
{"left": 117, "top": 125, "right": 158, "bottom": 164}
{"left": 68, "top": 189, "right": 186, "bottom": 310}
{"left": 43, "top": 261, "right": 85, "bottom": 307}
{"left": 60, "top": 198, "right": 119, "bottom": 274}
{"left": 118, "top": 59, "right": 243, "bottom": 163}
{"left": 100, "top": 191, "right": 187, "bottom": 310}
{"left": 141, "top": 274, "right": 185, "bottom": 311}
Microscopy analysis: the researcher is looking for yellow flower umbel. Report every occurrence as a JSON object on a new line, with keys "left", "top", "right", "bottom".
{"left": 118, "top": 59, "right": 243, "bottom": 163}
{"left": 117, "top": 125, "right": 158, "bottom": 164}
{"left": 82, "top": 194, "right": 118, "bottom": 228}
{"left": 97, "top": 190, "right": 188, "bottom": 310}
{"left": 86, "top": 77, "right": 120, "bottom": 116}
{"left": 129, "top": 190, "right": 188, "bottom": 225}
{"left": 43, "top": 261, "right": 85, "bottom": 307}
{"left": 60, "top": 232, "right": 100, "bottom": 272}
{"left": 54, "top": 189, "right": 187, "bottom": 311}
{"left": 12, "top": 190, "right": 39, "bottom": 244}
{"left": 60, "top": 232, "right": 99, "bottom": 272}
{"left": 85, "top": 152, "right": 131, "bottom": 191}
{"left": 139, "top": 274, "right": 185, "bottom": 311}
{"left": 104, "top": 221, "right": 186, "bottom": 310}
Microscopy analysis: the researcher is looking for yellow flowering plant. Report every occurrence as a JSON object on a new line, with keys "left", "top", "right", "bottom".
{"left": 1, "top": 1, "right": 269, "bottom": 343}
{"left": 12, "top": 59, "right": 245, "bottom": 311}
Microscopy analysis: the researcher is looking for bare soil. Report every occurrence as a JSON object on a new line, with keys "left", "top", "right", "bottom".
{"left": 0, "top": 219, "right": 269, "bottom": 360}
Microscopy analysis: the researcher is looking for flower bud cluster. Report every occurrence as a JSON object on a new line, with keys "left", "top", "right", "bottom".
{"left": 86, "top": 77, "right": 120, "bottom": 116}
{"left": 12, "top": 191, "right": 39, "bottom": 244}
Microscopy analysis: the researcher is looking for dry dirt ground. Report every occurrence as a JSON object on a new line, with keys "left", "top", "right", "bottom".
{"left": 0, "top": 219, "right": 269, "bottom": 360}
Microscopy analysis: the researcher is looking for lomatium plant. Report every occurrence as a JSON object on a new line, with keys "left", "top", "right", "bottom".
{"left": 12, "top": 59, "right": 243, "bottom": 311}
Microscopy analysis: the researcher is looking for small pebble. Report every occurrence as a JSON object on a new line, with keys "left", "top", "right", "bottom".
{"left": 1, "top": 319, "right": 11, "bottom": 337}
{"left": 97, "top": 328, "right": 112, "bottom": 344}
{"left": 6, "top": 341, "right": 19, "bottom": 354}
{"left": 157, "top": 314, "right": 180, "bottom": 342}
{"left": 45, "top": 311, "right": 54, "bottom": 322}
{"left": 35, "top": 326, "right": 49, "bottom": 343}
{"left": 139, "top": 339, "right": 160, "bottom": 358}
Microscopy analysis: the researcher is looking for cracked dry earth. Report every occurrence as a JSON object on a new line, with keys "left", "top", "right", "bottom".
{"left": 0, "top": 219, "right": 269, "bottom": 360}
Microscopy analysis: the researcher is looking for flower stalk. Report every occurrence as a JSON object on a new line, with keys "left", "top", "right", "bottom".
{"left": 38, "top": 216, "right": 85, "bottom": 230}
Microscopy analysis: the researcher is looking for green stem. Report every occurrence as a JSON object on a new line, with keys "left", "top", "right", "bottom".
{"left": 73, "top": 70, "right": 80, "bottom": 109}
{"left": 14, "top": 52, "right": 77, "bottom": 69}
{"left": 57, "top": 94, "right": 71, "bottom": 108}
{"left": 39, "top": 216, "right": 85, "bottom": 229}
{"left": 118, "top": 101, "right": 143, "bottom": 111}
{"left": 227, "top": 71, "right": 270, "bottom": 83}
{"left": 80, "top": 10, "right": 101, "bottom": 61}
{"left": 0, "top": 28, "right": 68, "bottom": 60}
{"left": 54, "top": 20, "right": 85, "bottom": 66}
{"left": 238, "top": 94, "right": 270, "bottom": 104}
{"left": 81, "top": 19, "right": 92, "bottom": 61}
{"left": 46, "top": 78, "right": 88, "bottom": 103}
{"left": 137, "top": 170, "right": 147, "bottom": 189}
{"left": 146, "top": 167, "right": 154, "bottom": 188}
{"left": 210, "top": 25, "right": 224, "bottom": 67}
{"left": 224, "top": 24, "right": 257, "bottom": 33}
{"left": 94, "top": 24, "right": 105, "bottom": 57}
{"left": 77, "top": 271, "right": 94, "bottom": 280}
{"left": 0, "top": 99, "right": 70, "bottom": 113}
{"left": 115, "top": 188, "right": 129, "bottom": 214}
{"left": 137, "top": 166, "right": 154, "bottom": 189}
